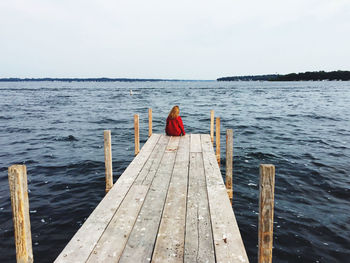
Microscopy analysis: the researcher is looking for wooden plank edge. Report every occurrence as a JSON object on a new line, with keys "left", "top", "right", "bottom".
{"left": 54, "top": 134, "right": 161, "bottom": 262}
{"left": 152, "top": 135, "right": 190, "bottom": 262}
{"left": 201, "top": 133, "right": 249, "bottom": 263}
{"left": 118, "top": 136, "right": 181, "bottom": 262}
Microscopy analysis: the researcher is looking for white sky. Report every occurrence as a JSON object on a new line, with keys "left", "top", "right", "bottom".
{"left": 0, "top": 0, "right": 349, "bottom": 79}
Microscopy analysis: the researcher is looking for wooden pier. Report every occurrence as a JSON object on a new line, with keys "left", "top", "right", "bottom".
{"left": 54, "top": 133, "right": 249, "bottom": 262}
{"left": 8, "top": 110, "right": 276, "bottom": 263}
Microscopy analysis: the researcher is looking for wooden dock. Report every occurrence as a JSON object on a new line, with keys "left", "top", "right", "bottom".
{"left": 54, "top": 134, "right": 249, "bottom": 263}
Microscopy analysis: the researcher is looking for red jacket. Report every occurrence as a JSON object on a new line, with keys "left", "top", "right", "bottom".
{"left": 165, "top": 116, "right": 185, "bottom": 136}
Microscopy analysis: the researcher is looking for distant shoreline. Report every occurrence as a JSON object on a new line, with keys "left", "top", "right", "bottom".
{"left": 1, "top": 71, "right": 350, "bottom": 82}
{"left": 0, "top": 78, "right": 211, "bottom": 82}
{"left": 217, "top": 70, "right": 350, "bottom": 81}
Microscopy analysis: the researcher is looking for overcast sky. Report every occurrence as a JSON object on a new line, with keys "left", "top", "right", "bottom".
{"left": 1, "top": 0, "right": 349, "bottom": 79}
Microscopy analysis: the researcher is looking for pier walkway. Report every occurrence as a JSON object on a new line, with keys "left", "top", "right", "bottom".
{"left": 55, "top": 134, "right": 249, "bottom": 263}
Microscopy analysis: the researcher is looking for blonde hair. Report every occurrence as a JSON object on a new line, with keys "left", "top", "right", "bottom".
{"left": 168, "top": 105, "right": 180, "bottom": 119}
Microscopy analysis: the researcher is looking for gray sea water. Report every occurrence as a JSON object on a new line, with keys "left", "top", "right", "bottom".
{"left": 0, "top": 81, "right": 349, "bottom": 262}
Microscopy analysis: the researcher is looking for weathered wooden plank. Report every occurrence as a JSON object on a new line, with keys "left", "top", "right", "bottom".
{"left": 258, "top": 164, "right": 275, "bottom": 263}
{"left": 134, "top": 135, "right": 170, "bottom": 185}
{"left": 201, "top": 134, "right": 224, "bottom": 186}
{"left": 55, "top": 134, "right": 161, "bottom": 263}
{"left": 184, "top": 152, "right": 215, "bottom": 263}
{"left": 207, "top": 185, "right": 249, "bottom": 263}
{"left": 190, "top": 134, "right": 202, "bottom": 153}
{"left": 104, "top": 130, "right": 113, "bottom": 193}
{"left": 201, "top": 135, "right": 249, "bottom": 263}
{"left": 8, "top": 165, "right": 33, "bottom": 263}
{"left": 119, "top": 136, "right": 180, "bottom": 263}
{"left": 86, "top": 185, "right": 148, "bottom": 262}
{"left": 86, "top": 135, "right": 170, "bottom": 262}
{"left": 152, "top": 135, "right": 190, "bottom": 263}
{"left": 141, "top": 135, "right": 178, "bottom": 186}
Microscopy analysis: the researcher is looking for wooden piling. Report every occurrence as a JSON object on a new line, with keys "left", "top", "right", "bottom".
{"left": 134, "top": 114, "right": 140, "bottom": 155}
{"left": 104, "top": 130, "right": 113, "bottom": 193}
{"left": 215, "top": 117, "right": 220, "bottom": 166}
{"left": 226, "top": 129, "right": 233, "bottom": 203}
{"left": 210, "top": 110, "right": 214, "bottom": 143}
{"left": 8, "top": 165, "right": 33, "bottom": 263}
{"left": 148, "top": 108, "right": 152, "bottom": 137}
{"left": 258, "top": 164, "right": 275, "bottom": 263}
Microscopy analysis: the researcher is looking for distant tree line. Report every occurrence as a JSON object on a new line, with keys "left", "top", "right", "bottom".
{"left": 217, "top": 71, "right": 350, "bottom": 81}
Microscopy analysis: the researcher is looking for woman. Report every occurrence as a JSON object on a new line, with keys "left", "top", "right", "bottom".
{"left": 165, "top": 105, "right": 186, "bottom": 136}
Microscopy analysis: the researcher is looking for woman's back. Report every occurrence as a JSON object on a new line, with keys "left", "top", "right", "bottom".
{"left": 166, "top": 116, "right": 185, "bottom": 136}
{"left": 165, "top": 106, "right": 185, "bottom": 136}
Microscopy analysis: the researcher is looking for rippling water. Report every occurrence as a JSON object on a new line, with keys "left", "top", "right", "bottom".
{"left": 0, "top": 81, "right": 349, "bottom": 262}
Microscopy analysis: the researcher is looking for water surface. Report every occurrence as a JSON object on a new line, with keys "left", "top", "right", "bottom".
{"left": 0, "top": 81, "right": 349, "bottom": 262}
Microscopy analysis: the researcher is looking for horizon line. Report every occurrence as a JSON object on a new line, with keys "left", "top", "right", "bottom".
{"left": 0, "top": 77, "right": 215, "bottom": 82}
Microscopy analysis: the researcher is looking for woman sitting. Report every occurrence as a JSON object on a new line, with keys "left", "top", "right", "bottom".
{"left": 165, "top": 105, "right": 186, "bottom": 136}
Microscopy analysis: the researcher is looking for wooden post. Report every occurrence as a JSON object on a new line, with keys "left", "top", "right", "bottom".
{"left": 258, "top": 164, "right": 275, "bottom": 263}
{"left": 8, "top": 165, "right": 33, "bottom": 263}
{"left": 215, "top": 117, "right": 220, "bottom": 166}
{"left": 210, "top": 110, "right": 214, "bottom": 143}
{"left": 226, "top": 129, "right": 233, "bottom": 203}
{"left": 148, "top": 108, "right": 152, "bottom": 137}
{"left": 104, "top": 130, "right": 113, "bottom": 193}
{"left": 134, "top": 114, "right": 140, "bottom": 155}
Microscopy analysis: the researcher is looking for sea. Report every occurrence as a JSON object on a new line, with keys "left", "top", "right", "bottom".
{"left": 0, "top": 81, "right": 349, "bottom": 262}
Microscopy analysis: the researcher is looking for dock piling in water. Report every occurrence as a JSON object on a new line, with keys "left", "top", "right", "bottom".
{"left": 258, "top": 164, "right": 275, "bottom": 263}
{"left": 8, "top": 165, "right": 33, "bottom": 263}
{"left": 148, "top": 108, "right": 152, "bottom": 137}
{"left": 104, "top": 130, "right": 113, "bottom": 193}
{"left": 226, "top": 129, "right": 233, "bottom": 203}
{"left": 134, "top": 114, "right": 140, "bottom": 155}
{"left": 210, "top": 110, "right": 214, "bottom": 143}
{"left": 215, "top": 117, "right": 220, "bottom": 166}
